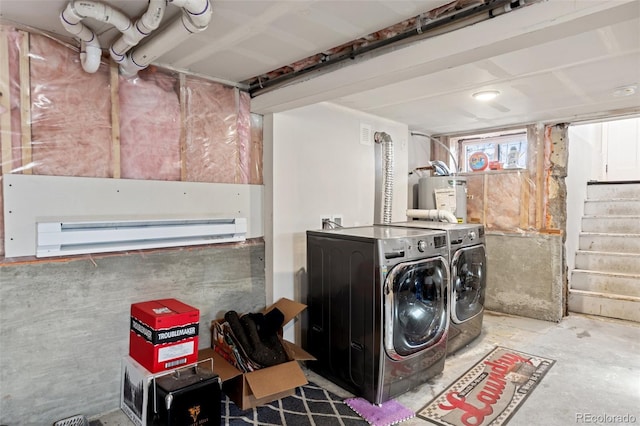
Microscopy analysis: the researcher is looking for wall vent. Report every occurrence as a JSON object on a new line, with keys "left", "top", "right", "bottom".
{"left": 360, "top": 123, "right": 373, "bottom": 146}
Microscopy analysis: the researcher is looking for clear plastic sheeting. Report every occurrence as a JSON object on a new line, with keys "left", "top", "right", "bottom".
{"left": 0, "top": 25, "right": 263, "bottom": 258}
{"left": 119, "top": 70, "right": 182, "bottom": 180}
{"left": 30, "top": 32, "right": 113, "bottom": 177}
{"left": 183, "top": 77, "right": 252, "bottom": 183}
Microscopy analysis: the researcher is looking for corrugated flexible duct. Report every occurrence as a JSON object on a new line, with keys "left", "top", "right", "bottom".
{"left": 374, "top": 131, "right": 394, "bottom": 224}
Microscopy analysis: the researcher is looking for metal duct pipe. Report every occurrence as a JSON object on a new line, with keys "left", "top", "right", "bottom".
{"left": 406, "top": 209, "right": 458, "bottom": 223}
{"left": 411, "top": 131, "right": 459, "bottom": 174}
{"left": 120, "top": 0, "right": 213, "bottom": 77}
{"left": 374, "top": 131, "right": 394, "bottom": 224}
{"left": 248, "top": 0, "right": 532, "bottom": 96}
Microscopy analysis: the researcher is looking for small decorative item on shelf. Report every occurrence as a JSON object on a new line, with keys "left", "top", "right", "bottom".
{"left": 506, "top": 146, "right": 520, "bottom": 168}
{"left": 489, "top": 160, "right": 502, "bottom": 170}
{"left": 469, "top": 151, "right": 489, "bottom": 171}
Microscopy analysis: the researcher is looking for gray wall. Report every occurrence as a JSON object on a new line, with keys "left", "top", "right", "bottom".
{"left": 485, "top": 232, "right": 564, "bottom": 322}
{"left": 0, "top": 241, "right": 265, "bottom": 425}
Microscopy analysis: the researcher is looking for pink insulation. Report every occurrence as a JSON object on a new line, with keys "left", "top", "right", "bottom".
{"left": 249, "top": 113, "right": 263, "bottom": 184}
{"left": 237, "top": 90, "right": 251, "bottom": 184}
{"left": 1, "top": 25, "right": 262, "bottom": 260}
{"left": 0, "top": 28, "right": 25, "bottom": 256}
{"left": 119, "top": 69, "right": 181, "bottom": 180}
{"left": 7, "top": 29, "right": 23, "bottom": 173}
{"left": 184, "top": 77, "right": 241, "bottom": 183}
{"left": 466, "top": 174, "right": 484, "bottom": 225}
{"left": 466, "top": 171, "right": 535, "bottom": 232}
{"left": 29, "top": 33, "right": 113, "bottom": 177}
{"left": 485, "top": 172, "right": 522, "bottom": 231}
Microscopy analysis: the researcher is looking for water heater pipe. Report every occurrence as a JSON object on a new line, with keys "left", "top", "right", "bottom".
{"left": 406, "top": 209, "right": 458, "bottom": 223}
{"left": 411, "top": 131, "right": 459, "bottom": 174}
{"left": 374, "top": 131, "right": 394, "bottom": 224}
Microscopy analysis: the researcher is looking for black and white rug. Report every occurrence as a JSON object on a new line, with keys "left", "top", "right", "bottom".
{"left": 221, "top": 382, "right": 368, "bottom": 425}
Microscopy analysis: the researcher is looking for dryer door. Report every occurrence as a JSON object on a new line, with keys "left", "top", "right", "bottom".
{"left": 384, "top": 256, "right": 448, "bottom": 360}
{"left": 451, "top": 245, "right": 486, "bottom": 323}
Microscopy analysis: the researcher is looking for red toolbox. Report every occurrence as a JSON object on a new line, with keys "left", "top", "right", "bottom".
{"left": 130, "top": 299, "right": 200, "bottom": 373}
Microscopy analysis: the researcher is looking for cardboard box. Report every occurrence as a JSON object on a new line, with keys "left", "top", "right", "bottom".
{"left": 120, "top": 355, "right": 164, "bottom": 426}
{"left": 130, "top": 299, "right": 200, "bottom": 373}
{"left": 201, "top": 298, "right": 315, "bottom": 411}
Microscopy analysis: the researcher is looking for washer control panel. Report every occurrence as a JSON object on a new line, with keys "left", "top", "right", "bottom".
{"left": 380, "top": 233, "right": 448, "bottom": 264}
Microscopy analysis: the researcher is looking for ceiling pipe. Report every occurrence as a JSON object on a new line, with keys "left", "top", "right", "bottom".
{"left": 60, "top": 0, "right": 166, "bottom": 73}
{"left": 60, "top": 0, "right": 211, "bottom": 77}
{"left": 59, "top": 1, "right": 103, "bottom": 73}
{"left": 110, "top": 0, "right": 166, "bottom": 66}
{"left": 120, "top": 0, "right": 213, "bottom": 78}
{"left": 247, "top": 0, "right": 534, "bottom": 96}
{"left": 407, "top": 209, "right": 458, "bottom": 223}
{"left": 411, "top": 131, "right": 460, "bottom": 174}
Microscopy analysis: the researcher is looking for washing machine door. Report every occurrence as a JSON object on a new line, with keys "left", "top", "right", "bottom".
{"left": 451, "top": 245, "right": 486, "bottom": 323}
{"left": 384, "top": 256, "right": 448, "bottom": 360}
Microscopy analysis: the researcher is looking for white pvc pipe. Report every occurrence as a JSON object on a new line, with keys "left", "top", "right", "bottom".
{"left": 110, "top": 0, "right": 166, "bottom": 64}
{"left": 170, "top": 0, "right": 213, "bottom": 28}
{"left": 120, "top": 0, "right": 212, "bottom": 77}
{"left": 60, "top": 2, "right": 102, "bottom": 73}
{"left": 406, "top": 209, "right": 458, "bottom": 223}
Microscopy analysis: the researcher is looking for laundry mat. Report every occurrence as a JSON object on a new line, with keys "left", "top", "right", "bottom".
{"left": 345, "top": 397, "right": 415, "bottom": 426}
{"left": 417, "top": 346, "right": 555, "bottom": 426}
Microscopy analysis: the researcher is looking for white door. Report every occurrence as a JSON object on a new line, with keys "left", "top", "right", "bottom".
{"left": 602, "top": 117, "right": 640, "bottom": 181}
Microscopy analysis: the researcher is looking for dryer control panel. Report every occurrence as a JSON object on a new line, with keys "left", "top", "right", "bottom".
{"left": 448, "top": 226, "right": 485, "bottom": 248}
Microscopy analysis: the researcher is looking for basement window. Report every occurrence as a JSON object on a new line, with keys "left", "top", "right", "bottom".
{"left": 456, "top": 131, "right": 527, "bottom": 172}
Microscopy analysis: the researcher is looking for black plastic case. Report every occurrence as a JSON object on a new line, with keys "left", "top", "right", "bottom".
{"left": 149, "top": 361, "right": 221, "bottom": 426}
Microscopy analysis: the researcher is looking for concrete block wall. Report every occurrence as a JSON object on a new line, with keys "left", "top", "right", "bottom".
{"left": 0, "top": 241, "right": 265, "bottom": 425}
{"left": 485, "top": 232, "right": 564, "bottom": 322}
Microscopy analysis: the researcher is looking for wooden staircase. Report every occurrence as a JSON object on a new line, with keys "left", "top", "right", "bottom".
{"left": 568, "top": 182, "right": 640, "bottom": 322}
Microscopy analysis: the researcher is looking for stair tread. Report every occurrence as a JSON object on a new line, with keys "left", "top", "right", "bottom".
{"left": 569, "top": 289, "right": 640, "bottom": 302}
{"left": 583, "top": 215, "right": 640, "bottom": 218}
{"left": 580, "top": 232, "right": 640, "bottom": 236}
{"left": 576, "top": 249, "right": 640, "bottom": 257}
{"left": 586, "top": 198, "right": 640, "bottom": 202}
{"left": 572, "top": 269, "right": 640, "bottom": 279}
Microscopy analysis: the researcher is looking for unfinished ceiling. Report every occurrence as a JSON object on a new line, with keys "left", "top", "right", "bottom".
{"left": 1, "top": 0, "right": 639, "bottom": 135}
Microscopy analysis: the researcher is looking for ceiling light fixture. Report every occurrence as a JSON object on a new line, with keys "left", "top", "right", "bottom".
{"left": 612, "top": 84, "right": 637, "bottom": 97}
{"left": 472, "top": 90, "right": 500, "bottom": 101}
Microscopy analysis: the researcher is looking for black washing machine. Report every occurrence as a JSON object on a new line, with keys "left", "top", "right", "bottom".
{"left": 305, "top": 225, "right": 449, "bottom": 405}
{"left": 386, "top": 221, "right": 487, "bottom": 354}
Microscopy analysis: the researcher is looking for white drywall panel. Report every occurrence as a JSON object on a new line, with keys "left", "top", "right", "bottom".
{"left": 3, "top": 174, "right": 263, "bottom": 257}
{"left": 265, "top": 102, "right": 409, "bottom": 342}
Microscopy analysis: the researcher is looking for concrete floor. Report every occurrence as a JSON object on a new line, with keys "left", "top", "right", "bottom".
{"left": 97, "top": 311, "right": 640, "bottom": 425}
